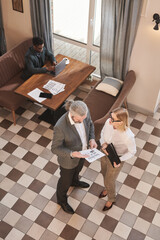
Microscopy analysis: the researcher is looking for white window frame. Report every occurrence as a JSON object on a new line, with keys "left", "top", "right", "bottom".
{"left": 52, "top": 0, "right": 100, "bottom": 65}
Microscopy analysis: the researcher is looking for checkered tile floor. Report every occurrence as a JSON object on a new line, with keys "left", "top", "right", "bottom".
{"left": 0, "top": 81, "right": 160, "bottom": 240}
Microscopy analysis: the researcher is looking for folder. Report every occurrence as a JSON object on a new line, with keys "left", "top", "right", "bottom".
{"left": 106, "top": 143, "right": 121, "bottom": 167}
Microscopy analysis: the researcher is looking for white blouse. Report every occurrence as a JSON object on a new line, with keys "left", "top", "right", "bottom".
{"left": 100, "top": 119, "right": 136, "bottom": 161}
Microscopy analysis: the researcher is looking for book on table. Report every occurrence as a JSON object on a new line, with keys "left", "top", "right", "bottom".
{"left": 106, "top": 143, "right": 121, "bottom": 167}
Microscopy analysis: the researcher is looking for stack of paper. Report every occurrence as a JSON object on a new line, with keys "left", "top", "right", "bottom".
{"left": 43, "top": 80, "right": 65, "bottom": 95}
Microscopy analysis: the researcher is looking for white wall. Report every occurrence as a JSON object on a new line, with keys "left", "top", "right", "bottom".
{"left": 128, "top": 0, "right": 160, "bottom": 115}
{"left": 1, "top": 0, "right": 32, "bottom": 49}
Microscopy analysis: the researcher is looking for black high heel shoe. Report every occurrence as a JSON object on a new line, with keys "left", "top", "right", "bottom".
{"left": 99, "top": 191, "right": 108, "bottom": 198}
{"left": 102, "top": 202, "right": 114, "bottom": 211}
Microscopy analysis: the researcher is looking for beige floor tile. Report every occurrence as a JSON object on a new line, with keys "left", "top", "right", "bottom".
{"left": 68, "top": 214, "right": 85, "bottom": 230}
{"left": 27, "top": 223, "right": 45, "bottom": 239}
{"left": 114, "top": 222, "right": 131, "bottom": 239}
{"left": 48, "top": 218, "right": 66, "bottom": 235}
{"left": 23, "top": 205, "right": 41, "bottom": 221}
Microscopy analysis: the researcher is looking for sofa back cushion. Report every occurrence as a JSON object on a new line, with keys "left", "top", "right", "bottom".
{"left": 0, "top": 38, "right": 32, "bottom": 87}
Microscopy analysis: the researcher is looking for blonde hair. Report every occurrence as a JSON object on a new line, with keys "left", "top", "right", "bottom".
{"left": 112, "top": 107, "right": 129, "bottom": 131}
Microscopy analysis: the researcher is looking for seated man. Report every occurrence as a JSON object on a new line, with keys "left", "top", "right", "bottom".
{"left": 22, "top": 36, "right": 57, "bottom": 80}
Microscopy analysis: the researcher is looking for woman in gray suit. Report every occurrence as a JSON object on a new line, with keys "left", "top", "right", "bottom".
{"left": 51, "top": 100, "right": 97, "bottom": 214}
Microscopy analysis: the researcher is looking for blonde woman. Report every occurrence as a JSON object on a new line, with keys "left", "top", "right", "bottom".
{"left": 99, "top": 107, "right": 136, "bottom": 211}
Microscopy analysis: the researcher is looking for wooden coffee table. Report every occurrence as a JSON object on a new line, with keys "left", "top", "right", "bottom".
{"left": 15, "top": 54, "right": 96, "bottom": 124}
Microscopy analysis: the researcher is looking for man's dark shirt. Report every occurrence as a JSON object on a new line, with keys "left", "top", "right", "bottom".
{"left": 21, "top": 46, "right": 56, "bottom": 80}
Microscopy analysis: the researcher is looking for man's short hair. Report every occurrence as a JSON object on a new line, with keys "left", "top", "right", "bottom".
{"left": 32, "top": 37, "right": 44, "bottom": 46}
{"left": 65, "top": 100, "right": 88, "bottom": 117}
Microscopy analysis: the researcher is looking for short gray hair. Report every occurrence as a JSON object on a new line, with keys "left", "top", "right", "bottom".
{"left": 65, "top": 100, "right": 88, "bottom": 117}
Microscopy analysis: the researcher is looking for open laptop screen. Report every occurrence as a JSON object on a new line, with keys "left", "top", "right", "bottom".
{"left": 49, "top": 59, "right": 66, "bottom": 76}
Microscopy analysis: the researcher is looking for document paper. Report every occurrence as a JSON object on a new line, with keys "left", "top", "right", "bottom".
{"left": 27, "top": 88, "right": 46, "bottom": 103}
{"left": 80, "top": 148, "right": 105, "bottom": 163}
{"left": 43, "top": 80, "right": 65, "bottom": 95}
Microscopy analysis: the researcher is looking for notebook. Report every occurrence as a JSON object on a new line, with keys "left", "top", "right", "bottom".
{"left": 106, "top": 143, "right": 121, "bottom": 167}
{"left": 49, "top": 59, "right": 66, "bottom": 76}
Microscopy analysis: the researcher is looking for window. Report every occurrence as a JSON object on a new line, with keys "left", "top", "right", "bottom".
{"left": 51, "top": 0, "right": 101, "bottom": 76}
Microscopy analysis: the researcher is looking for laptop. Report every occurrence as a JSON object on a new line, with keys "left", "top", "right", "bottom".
{"left": 49, "top": 59, "right": 66, "bottom": 76}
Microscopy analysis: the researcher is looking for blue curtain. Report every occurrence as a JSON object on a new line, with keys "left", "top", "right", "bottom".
{"left": 100, "top": 0, "right": 143, "bottom": 80}
{"left": 30, "top": 0, "right": 53, "bottom": 52}
{"left": 0, "top": 0, "right": 6, "bottom": 55}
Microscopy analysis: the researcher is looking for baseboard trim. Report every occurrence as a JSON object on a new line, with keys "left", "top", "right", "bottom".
{"left": 128, "top": 103, "right": 154, "bottom": 116}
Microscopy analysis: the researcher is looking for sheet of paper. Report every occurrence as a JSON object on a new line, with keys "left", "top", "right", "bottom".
{"left": 80, "top": 148, "right": 105, "bottom": 163}
{"left": 43, "top": 80, "right": 65, "bottom": 95}
{"left": 27, "top": 88, "right": 46, "bottom": 103}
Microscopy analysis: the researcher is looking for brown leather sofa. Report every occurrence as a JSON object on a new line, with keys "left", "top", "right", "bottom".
{"left": 0, "top": 38, "right": 32, "bottom": 125}
{"left": 84, "top": 70, "right": 136, "bottom": 140}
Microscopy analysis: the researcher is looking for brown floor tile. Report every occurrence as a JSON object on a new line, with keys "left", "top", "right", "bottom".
{"left": 83, "top": 160, "right": 90, "bottom": 167}
{"left": 0, "top": 119, "right": 13, "bottom": 129}
{"left": 130, "top": 119, "right": 143, "bottom": 129}
{"left": 7, "top": 168, "right": 23, "bottom": 182}
{"left": 22, "top": 235, "right": 35, "bottom": 240}
{"left": 50, "top": 193, "right": 57, "bottom": 203}
{"left": 75, "top": 202, "right": 92, "bottom": 218}
{"left": 128, "top": 229, "right": 145, "bottom": 240}
{"left": 3, "top": 142, "right": 18, "bottom": 153}
{"left": 43, "top": 162, "right": 58, "bottom": 174}
{"left": 139, "top": 206, "right": 155, "bottom": 222}
{"left": 151, "top": 127, "right": 160, "bottom": 137}
{"left": 28, "top": 179, "right": 45, "bottom": 193}
{"left": 124, "top": 175, "right": 139, "bottom": 189}
{"left": 88, "top": 182, "right": 104, "bottom": 196}
{"left": 149, "top": 186, "right": 160, "bottom": 201}
{"left": 37, "top": 136, "right": 50, "bottom": 147}
{"left": 101, "top": 215, "right": 118, "bottom": 232}
{"left": 12, "top": 199, "right": 30, "bottom": 215}
{"left": 0, "top": 189, "right": 7, "bottom": 201}
{"left": 134, "top": 158, "right": 148, "bottom": 170}
{"left": 0, "top": 221, "right": 12, "bottom": 239}
{"left": 60, "top": 225, "right": 78, "bottom": 240}
{"left": 15, "top": 107, "right": 26, "bottom": 115}
{"left": 31, "top": 114, "right": 41, "bottom": 123}
{"left": 143, "top": 142, "right": 157, "bottom": 153}
{"left": 35, "top": 211, "right": 53, "bottom": 228}
{"left": 115, "top": 195, "right": 130, "bottom": 209}
{"left": 23, "top": 151, "right": 38, "bottom": 164}
{"left": 17, "top": 128, "right": 32, "bottom": 138}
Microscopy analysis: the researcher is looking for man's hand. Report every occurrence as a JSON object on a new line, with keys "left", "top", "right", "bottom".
{"left": 89, "top": 139, "right": 97, "bottom": 149}
{"left": 71, "top": 151, "right": 89, "bottom": 159}
{"left": 53, "top": 61, "right": 57, "bottom": 66}
{"left": 47, "top": 66, "right": 55, "bottom": 71}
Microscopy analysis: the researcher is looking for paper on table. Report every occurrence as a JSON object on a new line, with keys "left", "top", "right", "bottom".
{"left": 27, "top": 88, "right": 46, "bottom": 103}
{"left": 80, "top": 148, "right": 105, "bottom": 163}
{"left": 43, "top": 80, "right": 65, "bottom": 95}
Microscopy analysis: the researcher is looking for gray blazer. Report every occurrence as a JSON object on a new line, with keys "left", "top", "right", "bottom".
{"left": 51, "top": 111, "right": 95, "bottom": 169}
